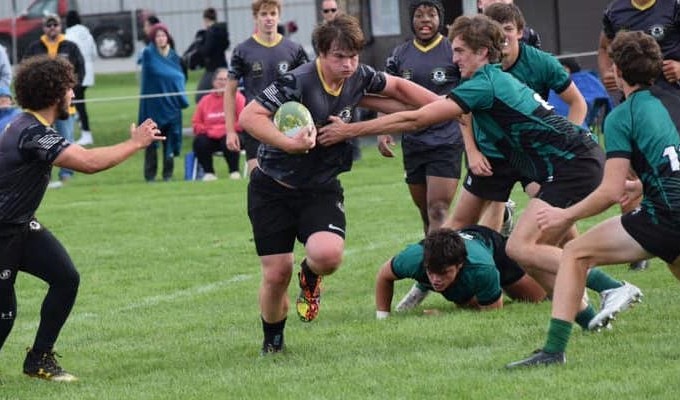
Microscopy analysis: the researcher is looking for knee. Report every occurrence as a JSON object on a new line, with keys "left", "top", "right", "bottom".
{"left": 427, "top": 201, "right": 450, "bottom": 226}
{"left": 308, "top": 249, "right": 343, "bottom": 275}
{"left": 262, "top": 266, "right": 292, "bottom": 288}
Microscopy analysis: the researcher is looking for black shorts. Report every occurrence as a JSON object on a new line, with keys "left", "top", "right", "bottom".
{"left": 240, "top": 131, "right": 261, "bottom": 161}
{"left": 403, "top": 144, "right": 463, "bottom": 184}
{"left": 463, "top": 225, "right": 526, "bottom": 286}
{"left": 247, "top": 168, "right": 346, "bottom": 256}
{"left": 463, "top": 157, "right": 530, "bottom": 202}
{"left": 536, "top": 147, "right": 604, "bottom": 208}
{"left": 622, "top": 209, "right": 680, "bottom": 264}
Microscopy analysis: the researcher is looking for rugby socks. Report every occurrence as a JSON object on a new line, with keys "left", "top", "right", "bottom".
{"left": 301, "top": 259, "right": 319, "bottom": 291}
{"left": 586, "top": 268, "right": 622, "bottom": 292}
{"left": 543, "top": 318, "right": 572, "bottom": 354}
{"left": 262, "top": 317, "right": 286, "bottom": 351}
{"left": 574, "top": 303, "right": 596, "bottom": 330}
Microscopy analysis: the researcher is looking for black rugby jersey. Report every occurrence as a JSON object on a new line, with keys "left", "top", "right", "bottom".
{"left": 255, "top": 60, "right": 386, "bottom": 188}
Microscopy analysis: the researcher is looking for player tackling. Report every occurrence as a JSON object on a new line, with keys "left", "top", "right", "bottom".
{"left": 239, "top": 14, "right": 441, "bottom": 355}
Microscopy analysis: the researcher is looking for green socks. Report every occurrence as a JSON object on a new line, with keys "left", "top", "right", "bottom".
{"left": 575, "top": 303, "right": 596, "bottom": 330}
{"left": 586, "top": 268, "right": 622, "bottom": 292}
{"left": 543, "top": 318, "right": 573, "bottom": 354}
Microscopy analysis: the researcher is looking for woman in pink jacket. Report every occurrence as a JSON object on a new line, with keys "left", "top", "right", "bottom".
{"left": 192, "top": 67, "right": 244, "bottom": 180}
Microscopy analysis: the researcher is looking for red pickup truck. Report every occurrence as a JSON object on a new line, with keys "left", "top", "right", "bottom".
{"left": 0, "top": 0, "right": 150, "bottom": 62}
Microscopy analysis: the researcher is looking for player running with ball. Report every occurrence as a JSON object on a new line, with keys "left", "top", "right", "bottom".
{"left": 239, "top": 14, "right": 441, "bottom": 354}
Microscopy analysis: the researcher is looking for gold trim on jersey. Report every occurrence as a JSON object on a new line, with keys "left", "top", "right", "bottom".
{"left": 252, "top": 33, "right": 283, "bottom": 48}
{"left": 316, "top": 59, "right": 344, "bottom": 96}
{"left": 25, "top": 110, "right": 50, "bottom": 126}
{"left": 413, "top": 34, "right": 443, "bottom": 53}
{"left": 632, "top": 0, "right": 656, "bottom": 11}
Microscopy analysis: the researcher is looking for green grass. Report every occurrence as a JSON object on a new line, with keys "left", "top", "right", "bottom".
{"left": 1, "top": 73, "right": 679, "bottom": 399}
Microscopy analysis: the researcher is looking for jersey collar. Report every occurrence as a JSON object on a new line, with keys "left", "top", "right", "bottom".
{"left": 25, "top": 110, "right": 50, "bottom": 126}
{"left": 316, "top": 58, "right": 344, "bottom": 96}
{"left": 252, "top": 33, "right": 283, "bottom": 48}
{"left": 413, "top": 34, "right": 443, "bottom": 53}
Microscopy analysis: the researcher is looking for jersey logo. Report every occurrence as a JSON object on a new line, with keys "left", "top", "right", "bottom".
{"left": 338, "top": 107, "right": 353, "bottom": 123}
{"left": 649, "top": 25, "right": 666, "bottom": 41}
{"left": 251, "top": 61, "right": 264, "bottom": 78}
{"left": 458, "top": 232, "right": 474, "bottom": 240}
{"left": 401, "top": 69, "right": 413, "bottom": 81}
{"left": 277, "top": 61, "right": 290, "bottom": 75}
{"left": 430, "top": 68, "right": 447, "bottom": 85}
{"left": 37, "top": 135, "right": 62, "bottom": 150}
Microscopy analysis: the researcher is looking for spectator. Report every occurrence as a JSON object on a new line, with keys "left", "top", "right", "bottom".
{"left": 23, "top": 13, "right": 85, "bottom": 189}
{"left": 0, "top": 44, "right": 11, "bottom": 89}
{"left": 192, "top": 68, "right": 243, "bottom": 181}
{"left": 138, "top": 23, "right": 188, "bottom": 182}
{"left": 0, "top": 86, "right": 20, "bottom": 134}
{"left": 142, "top": 15, "right": 161, "bottom": 45}
{"left": 321, "top": 0, "right": 339, "bottom": 21}
{"left": 65, "top": 10, "right": 97, "bottom": 146}
{"left": 194, "top": 8, "right": 230, "bottom": 104}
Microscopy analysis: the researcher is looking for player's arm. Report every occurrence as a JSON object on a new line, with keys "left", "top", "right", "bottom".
{"left": 375, "top": 259, "right": 400, "bottom": 318}
{"left": 597, "top": 32, "right": 617, "bottom": 92}
{"left": 460, "top": 113, "right": 492, "bottom": 176}
{"left": 556, "top": 82, "right": 587, "bottom": 126}
{"left": 224, "top": 78, "right": 241, "bottom": 152}
{"left": 53, "top": 119, "right": 163, "bottom": 173}
{"left": 537, "top": 157, "right": 630, "bottom": 231}
{"left": 238, "top": 100, "right": 315, "bottom": 154}
{"left": 318, "top": 98, "right": 462, "bottom": 146}
{"left": 662, "top": 59, "right": 680, "bottom": 84}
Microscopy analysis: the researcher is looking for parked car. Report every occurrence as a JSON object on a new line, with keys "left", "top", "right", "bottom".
{"left": 0, "top": 0, "right": 151, "bottom": 62}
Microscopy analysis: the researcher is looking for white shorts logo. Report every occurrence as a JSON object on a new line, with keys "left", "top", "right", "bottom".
{"left": 0, "top": 269, "right": 12, "bottom": 280}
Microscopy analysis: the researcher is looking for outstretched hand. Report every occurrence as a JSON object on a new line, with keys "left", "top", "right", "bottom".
{"left": 130, "top": 118, "right": 164, "bottom": 147}
{"left": 317, "top": 116, "right": 352, "bottom": 146}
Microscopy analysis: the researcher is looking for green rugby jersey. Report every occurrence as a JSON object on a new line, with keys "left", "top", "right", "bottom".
{"left": 449, "top": 64, "right": 598, "bottom": 182}
{"left": 391, "top": 230, "right": 502, "bottom": 306}
{"left": 505, "top": 42, "right": 571, "bottom": 101}
{"left": 604, "top": 86, "right": 680, "bottom": 224}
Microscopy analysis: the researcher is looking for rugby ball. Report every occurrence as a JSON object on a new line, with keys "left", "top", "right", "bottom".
{"left": 273, "top": 101, "right": 313, "bottom": 137}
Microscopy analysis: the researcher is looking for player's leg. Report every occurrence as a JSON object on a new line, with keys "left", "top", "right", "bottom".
{"left": 508, "top": 217, "right": 648, "bottom": 368}
{"left": 258, "top": 252, "right": 294, "bottom": 353}
{"left": 422, "top": 145, "right": 462, "bottom": 233}
{"left": 477, "top": 201, "right": 505, "bottom": 232}
{"left": 295, "top": 183, "right": 346, "bottom": 322}
{"left": 20, "top": 224, "right": 79, "bottom": 381}
{"left": 445, "top": 188, "right": 491, "bottom": 229}
{"left": 407, "top": 183, "right": 429, "bottom": 234}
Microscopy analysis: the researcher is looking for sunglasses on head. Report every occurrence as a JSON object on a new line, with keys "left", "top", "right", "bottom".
{"left": 323, "top": 8, "right": 337, "bottom": 13}
{"left": 44, "top": 22, "right": 59, "bottom": 28}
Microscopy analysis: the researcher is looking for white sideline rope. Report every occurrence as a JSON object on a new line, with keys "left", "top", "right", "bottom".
{"left": 71, "top": 50, "right": 601, "bottom": 105}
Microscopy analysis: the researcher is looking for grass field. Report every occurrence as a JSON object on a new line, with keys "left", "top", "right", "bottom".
{"left": 1, "top": 72, "right": 680, "bottom": 399}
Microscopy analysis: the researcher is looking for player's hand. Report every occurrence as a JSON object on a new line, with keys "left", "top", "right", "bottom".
{"left": 536, "top": 205, "right": 571, "bottom": 233}
{"left": 131, "top": 118, "right": 164, "bottom": 147}
{"left": 467, "top": 149, "right": 493, "bottom": 176}
{"left": 286, "top": 124, "right": 317, "bottom": 154}
{"left": 377, "top": 135, "right": 396, "bottom": 158}
{"left": 662, "top": 59, "right": 680, "bottom": 83}
{"left": 620, "top": 179, "right": 643, "bottom": 209}
{"left": 226, "top": 132, "right": 240, "bottom": 152}
{"left": 601, "top": 71, "right": 618, "bottom": 92}
{"left": 318, "top": 116, "right": 352, "bottom": 146}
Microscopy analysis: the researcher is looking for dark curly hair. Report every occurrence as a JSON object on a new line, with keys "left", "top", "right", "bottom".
{"left": 449, "top": 15, "right": 506, "bottom": 64}
{"left": 313, "top": 13, "right": 365, "bottom": 55}
{"left": 14, "top": 55, "right": 76, "bottom": 111}
{"left": 423, "top": 228, "right": 467, "bottom": 274}
{"left": 608, "top": 31, "right": 662, "bottom": 87}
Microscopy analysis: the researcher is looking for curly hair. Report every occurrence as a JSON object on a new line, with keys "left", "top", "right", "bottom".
{"left": 313, "top": 13, "right": 365, "bottom": 55}
{"left": 14, "top": 55, "right": 75, "bottom": 111}
{"left": 608, "top": 31, "right": 662, "bottom": 87}
{"left": 449, "top": 15, "right": 506, "bottom": 64}
{"left": 423, "top": 228, "right": 467, "bottom": 274}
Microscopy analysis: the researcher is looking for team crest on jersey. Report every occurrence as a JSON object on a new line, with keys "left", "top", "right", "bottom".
{"left": 649, "top": 25, "right": 666, "bottom": 41}
{"left": 338, "top": 107, "right": 353, "bottom": 123}
{"left": 0, "top": 269, "right": 11, "bottom": 280}
{"left": 430, "top": 68, "right": 447, "bottom": 85}
{"left": 402, "top": 69, "right": 413, "bottom": 80}
{"left": 277, "top": 61, "right": 290, "bottom": 75}
{"left": 252, "top": 61, "right": 264, "bottom": 78}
